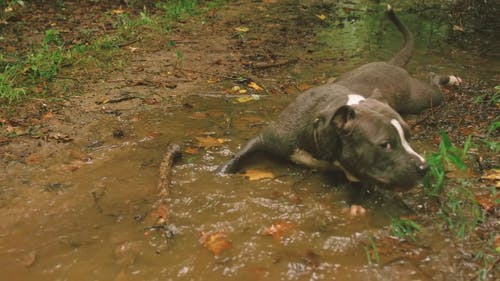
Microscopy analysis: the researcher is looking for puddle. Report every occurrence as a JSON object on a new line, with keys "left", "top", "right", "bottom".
{"left": 0, "top": 94, "right": 431, "bottom": 281}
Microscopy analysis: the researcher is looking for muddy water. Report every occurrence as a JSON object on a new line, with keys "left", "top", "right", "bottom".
{"left": 1, "top": 1, "right": 497, "bottom": 281}
{"left": 0, "top": 94, "right": 419, "bottom": 281}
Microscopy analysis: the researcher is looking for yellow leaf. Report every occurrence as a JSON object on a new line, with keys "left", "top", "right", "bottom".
{"left": 316, "top": 14, "right": 327, "bottom": 21}
{"left": 243, "top": 169, "right": 274, "bottom": 180}
{"left": 481, "top": 169, "right": 500, "bottom": 180}
{"left": 234, "top": 27, "right": 249, "bottom": 33}
{"left": 111, "top": 8, "right": 125, "bottom": 15}
{"left": 236, "top": 94, "right": 260, "bottom": 103}
{"left": 195, "top": 136, "right": 225, "bottom": 149}
{"left": 248, "top": 81, "right": 264, "bottom": 91}
{"left": 230, "top": 85, "right": 241, "bottom": 93}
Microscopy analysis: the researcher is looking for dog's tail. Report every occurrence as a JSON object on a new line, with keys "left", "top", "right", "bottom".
{"left": 386, "top": 5, "right": 414, "bottom": 68}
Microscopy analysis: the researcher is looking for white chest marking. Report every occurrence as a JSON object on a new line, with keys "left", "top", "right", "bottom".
{"left": 346, "top": 94, "right": 365, "bottom": 105}
{"left": 390, "top": 119, "right": 426, "bottom": 163}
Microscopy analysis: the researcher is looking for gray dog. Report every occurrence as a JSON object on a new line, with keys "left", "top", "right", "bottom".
{"left": 218, "top": 5, "right": 460, "bottom": 192}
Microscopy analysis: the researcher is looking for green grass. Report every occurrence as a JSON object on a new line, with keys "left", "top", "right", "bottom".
{"left": 0, "top": 0, "right": 225, "bottom": 105}
{"left": 390, "top": 217, "right": 421, "bottom": 242}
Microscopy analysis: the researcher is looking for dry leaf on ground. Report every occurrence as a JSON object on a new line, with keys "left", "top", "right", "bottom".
{"left": 315, "top": 14, "right": 327, "bottom": 20}
{"left": 263, "top": 221, "right": 295, "bottom": 243}
{"left": 481, "top": 169, "right": 500, "bottom": 187}
{"left": 195, "top": 136, "right": 225, "bottom": 149}
{"left": 234, "top": 27, "right": 249, "bottom": 33}
{"left": 200, "top": 230, "right": 232, "bottom": 256}
{"left": 248, "top": 82, "right": 264, "bottom": 91}
{"left": 243, "top": 169, "right": 274, "bottom": 180}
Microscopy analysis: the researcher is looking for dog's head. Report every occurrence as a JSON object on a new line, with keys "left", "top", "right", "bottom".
{"left": 314, "top": 97, "right": 428, "bottom": 191}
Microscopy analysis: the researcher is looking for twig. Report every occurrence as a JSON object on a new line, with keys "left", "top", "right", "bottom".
{"left": 411, "top": 102, "right": 446, "bottom": 129}
{"left": 157, "top": 143, "right": 182, "bottom": 195}
{"left": 251, "top": 58, "right": 299, "bottom": 70}
{"left": 118, "top": 39, "right": 139, "bottom": 48}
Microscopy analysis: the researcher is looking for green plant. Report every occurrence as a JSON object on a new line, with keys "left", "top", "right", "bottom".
{"left": 437, "top": 182, "right": 485, "bottom": 239}
{"left": 390, "top": 217, "right": 421, "bottom": 242}
{"left": 156, "top": 0, "right": 198, "bottom": 21}
{"left": 423, "top": 131, "right": 468, "bottom": 195}
{"left": 0, "top": 64, "right": 26, "bottom": 103}
{"left": 26, "top": 29, "right": 65, "bottom": 82}
{"left": 364, "top": 237, "right": 380, "bottom": 265}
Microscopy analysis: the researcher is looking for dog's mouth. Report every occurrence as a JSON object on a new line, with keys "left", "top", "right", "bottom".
{"left": 373, "top": 176, "right": 416, "bottom": 192}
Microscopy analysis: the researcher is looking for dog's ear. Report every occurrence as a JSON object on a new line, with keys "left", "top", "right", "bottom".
{"left": 331, "top": 105, "right": 356, "bottom": 131}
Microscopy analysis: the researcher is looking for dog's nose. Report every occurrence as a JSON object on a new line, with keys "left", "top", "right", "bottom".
{"left": 416, "top": 161, "right": 429, "bottom": 176}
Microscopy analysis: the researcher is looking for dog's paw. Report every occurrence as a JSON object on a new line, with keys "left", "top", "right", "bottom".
{"left": 447, "top": 75, "right": 462, "bottom": 86}
{"left": 349, "top": 204, "right": 366, "bottom": 216}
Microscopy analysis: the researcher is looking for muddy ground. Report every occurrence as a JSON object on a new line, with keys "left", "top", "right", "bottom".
{"left": 0, "top": 0, "right": 498, "bottom": 280}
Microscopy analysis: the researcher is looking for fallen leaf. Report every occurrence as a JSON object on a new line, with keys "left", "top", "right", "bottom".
{"left": 150, "top": 202, "right": 169, "bottom": 223}
{"left": 60, "top": 160, "right": 86, "bottom": 172}
{"left": 243, "top": 169, "right": 274, "bottom": 180}
{"left": 126, "top": 46, "right": 138, "bottom": 52}
{"left": 263, "top": 221, "right": 295, "bottom": 243}
{"left": 50, "top": 132, "right": 73, "bottom": 143}
{"left": 452, "top": 25, "right": 464, "bottom": 32}
{"left": 236, "top": 94, "right": 260, "bottom": 103}
{"left": 234, "top": 27, "right": 249, "bottom": 33}
{"left": 481, "top": 169, "right": 500, "bottom": 187}
{"left": 200, "top": 230, "right": 232, "bottom": 256}
{"left": 475, "top": 193, "right": 495, "bottom": 212}
{"left": 298, "top": 83, "right": 313, "bottom": 91}
{"left": 42, "top": 112, "right": 54, "bottom": 120}
{"left": 248, "top": 82, "right": 264, "bottom": 91}
{"left": 26, "top": 153, "right": 42, "bottom": 164}
{"left": 230, "top": 85, "right": 241, "bottom": 93}
{"left": 184, "top": 147, "right": 199, "bottom": 154}
{"left": 195, "top": 136, "right": 225, "bottom": 149}
{"left": 316, "top": 14, "right": 327, "bottom": 21}
{"left": 111, "top": 8, "right": 125, "bottom": 15}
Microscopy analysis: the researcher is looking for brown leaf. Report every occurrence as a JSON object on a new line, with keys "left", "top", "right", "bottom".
{"left": 42, "top": 112, "right": 55, "bottom": 120}
{"left": 242, "top": 169, "right": 274, "bottom": 180}
{"left": 195, "top": 136, "right": 225, "bottom": 149}
{"left": 475, "top": 193, "right": 495, "bottom": 212}
{"left": 60, "top": 160, "right": 85, "bottom": 172}
{"left": 200, "top": 230, "right": 232, "bottom": 256}
{"left": 184, "top": 147, "right": 199, "bottom": 155}
{"left": 263, "top": 221, "right": 295, "bottom": 243}
{"left": 248, "top": 82, "right": 264, "bottom": 91}
{"left": 150, "top": 202, "right": 169, "bottom": 222}
{"left": 26, "top": 153, "right": 42, "bottom": 164}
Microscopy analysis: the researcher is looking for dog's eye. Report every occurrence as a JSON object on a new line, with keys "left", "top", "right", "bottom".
{"left": 380, "top": 142, "right": 392, "bottom": 151}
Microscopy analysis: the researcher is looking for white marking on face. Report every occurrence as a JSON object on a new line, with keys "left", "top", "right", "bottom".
{"left": 390, "top": 119, "right": 426, "bottom": 163}
{"left": 346, "top": 94, "right": 365, "bottom": 105}
{"left": 448, "top": 75, "right": 462, "bottom": 86}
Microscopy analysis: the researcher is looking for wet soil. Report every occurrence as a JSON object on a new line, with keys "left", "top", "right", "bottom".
{"left": 0, "top": 0, "right": 499, "bottom": 280}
